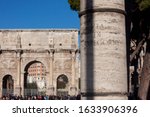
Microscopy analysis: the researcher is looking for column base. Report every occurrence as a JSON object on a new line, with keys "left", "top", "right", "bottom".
{"left": 69, "top": 86, "right": 77, "bottom": 96}
{"left": 46, "top": 86, "right": 54, "bottom": 95}
{"left": 14, "top": 86, "right": 22, "bottom": 96}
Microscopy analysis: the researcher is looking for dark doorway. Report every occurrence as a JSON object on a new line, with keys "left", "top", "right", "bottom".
{"left": 57, "top": 74, "right": 69, "bottom": 96}
{"left": 2, "top": 75, "right": 14, "bottom": 96}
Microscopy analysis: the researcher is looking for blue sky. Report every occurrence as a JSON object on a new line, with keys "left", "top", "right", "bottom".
{"left": 0, "top": 0, "right": 79, "bottom": 29}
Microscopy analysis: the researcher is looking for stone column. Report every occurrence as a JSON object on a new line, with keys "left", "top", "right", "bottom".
{"left": 80, "top": 0, "right": 127, "bottom": 99}
{"left": 0, "top": 79, "right": 2, "bottom": 98}
{"left": 14, "top": 50, "right": 22, "bottom": 96}
{"left": 70, "top": 51, "right": 77, "bottom": 95}
{"left": 20, "top": 70, "right": 24, "bottom": 96}
{"left": 46, "top": 50, "right": 54, "bottom": 95}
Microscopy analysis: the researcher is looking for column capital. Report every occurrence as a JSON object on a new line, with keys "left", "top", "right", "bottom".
{"left": 49, "top": 49, "right": 55, "bottom": 53}
{"left": 49, "top": 51, "right": 54, "bottom": 60}
{"left": 16, "top": 49, "right": 22, "bottom": 53}
{"left": 16, "top": 49, "right": 22, "bottom": 56}
{"left": 71, "top": 51, "right": 76, "bottom": 61}
{"left": 48, "top": 49, "right": 55, "bottom": 57}
{"left": 16, "top": 51, "right": 21, "bottom": 60}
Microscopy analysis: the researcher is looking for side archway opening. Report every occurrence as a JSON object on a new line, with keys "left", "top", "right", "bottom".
{"left": 2, "top": 75, "right": 14, "bottom": 96}
{"left": 57, "top": 74, "right": 69, "bottom": 96}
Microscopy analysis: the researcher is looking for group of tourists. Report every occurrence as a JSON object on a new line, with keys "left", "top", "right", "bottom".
{"left": 0, "top": 94, "right": 81, "bottom": 100}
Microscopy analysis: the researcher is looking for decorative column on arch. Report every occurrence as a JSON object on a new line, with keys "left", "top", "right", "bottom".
{"left": 80, "top": 0, "right": 127, "bottom": 99}
{"left": 14, "top": 50, "right": 22, "bottom": 96}
{"left": 46, "top": 50, "right": 54, "bottom": 95}
{"left": 14, "top": 35, "right": 22, "bottom": 96}
{"left": 70, "top": 50, "right": 77, "bottom": 95}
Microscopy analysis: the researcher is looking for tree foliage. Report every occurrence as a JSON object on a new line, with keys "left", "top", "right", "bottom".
{"left": 137, "top": 0, "right": 150, "bottom": 11}
{"left": 68, "top": 0, "right": 80, "bottom": 11}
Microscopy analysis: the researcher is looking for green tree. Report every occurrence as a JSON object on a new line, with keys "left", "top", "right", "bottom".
{"left": 68, "top": 0, "right": 80, "bottom": 11}
{"left": 130, "top": 0, "right": 150, "bottom": 99}
{"left": 137, "top": 0, "right": 150, "bottom": 11}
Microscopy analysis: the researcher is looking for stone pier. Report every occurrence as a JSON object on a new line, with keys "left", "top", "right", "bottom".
{"left": 80, "top": 0, "right": 127, "bottom": 99}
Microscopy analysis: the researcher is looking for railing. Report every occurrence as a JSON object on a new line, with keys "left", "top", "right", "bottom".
{"left": 24, "top": 89, "right": 46, "bottom": 96}
{"left": 2, "top": 89, "right": 46, "bottom": 96}
{"left": 57, "top": 89, "right": 68, "bottom": 96}
{"left": 2, "top": 89, "right": 13, "bottom": 96}
{"left": 2, "top": 89, "right": 69, "bottom": 96}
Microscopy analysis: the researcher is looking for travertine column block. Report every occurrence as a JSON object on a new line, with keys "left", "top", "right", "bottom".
{"left": 46, "top": 51, "right": 54, "bottom": 95}
{"left": 70, "top": 51, "right": 77, "bottom": 95}
{"left": 14, "top": 51, "right": 21, "bottom": 96}
{"left": 80, "top": 0, "right": 127, "bottom": 99}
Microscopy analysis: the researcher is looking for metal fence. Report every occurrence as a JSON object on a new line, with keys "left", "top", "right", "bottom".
{"left": 2, "top": 89, "right": 13, "bottom": 96}
{"left": 24, "top": 89, "right": 46, "bottom": 96}
{"left": 2, "top": 89, "right": 69, "bottom": 96}
{"left": 2, "top": 89, "right": 46, "bottom": 96}
{"left": 57, "top": 89, "right": 68, "bottom": 96}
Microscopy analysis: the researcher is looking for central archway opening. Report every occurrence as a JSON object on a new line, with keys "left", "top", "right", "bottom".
{"left": 57, "top": 74, "right": 69, "bottom": 96}
{"left": 2, "top": 75, "right": 14, "bottom": 96}
{"left": 24, "top": 61, "right": 46, "bottom": 96}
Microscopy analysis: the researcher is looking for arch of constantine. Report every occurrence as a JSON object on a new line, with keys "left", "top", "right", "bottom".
{"left": 0, "top": 29, "right": 80, "bottom": 97}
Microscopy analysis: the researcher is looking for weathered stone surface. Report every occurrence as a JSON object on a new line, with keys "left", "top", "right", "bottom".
{"left": 80, "top": 0, "right": 125, "bottom": 11}
{"left": 80, "top": 0, "right": 127, "bottom": 99}
{"left": 0, "top": 29, "right": 80, "bottom": 97}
